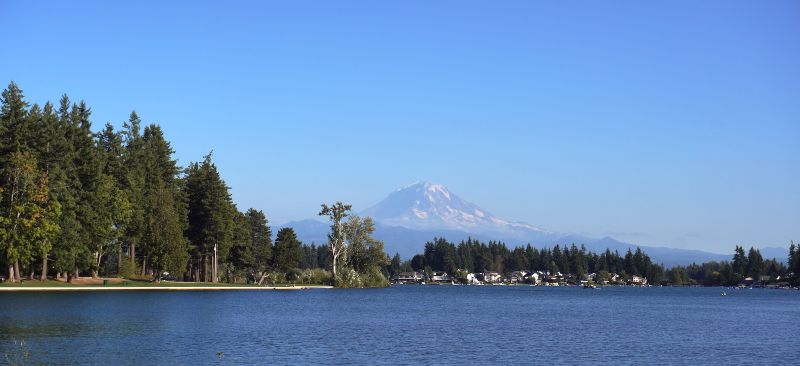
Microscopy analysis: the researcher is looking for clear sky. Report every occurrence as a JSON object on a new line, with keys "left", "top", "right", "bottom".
{"left": 1, "top": 1, "right": 798, "bottom": 253}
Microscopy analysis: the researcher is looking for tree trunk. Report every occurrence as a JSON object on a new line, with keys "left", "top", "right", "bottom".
{"left": 130, "top": 240, "right": 136, "bottom": 267}
{"left": 41, "top": 255, "right": 48, "bottom": 281}
{"left": 212, "top": 246, "right": 218, "bottom": 283}
{"left": 117, "top": 245, "right": 123, "bottom": 275}
{"left": 201, "top": 255, "right": 207, "bottom": 282}
{"left": 73, "top": 268, "right": 79, "bottom": 280}
{"left": 14, "top": 260, "right": 21, "bottom": 283}
{"left": 91, "top": 270, "right": 99, "bottom": 278}
{"left": 331, "top": 248, "right": 339, "bottom": 285}
{"left": 8, "top": 264, "right": 15, "bottom": 283}
{"left": 28, "top": 263, "right": 34, "bottom": 280}
{"left": 67, "top": 270, "right": 73, "bottom": 283}
{"left": 141, "top": 256, "right": 147, "bottom": 276}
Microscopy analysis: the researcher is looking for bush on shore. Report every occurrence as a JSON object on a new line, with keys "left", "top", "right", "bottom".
{"left": 334, "top": 266, "right": 388, "bottom": 288}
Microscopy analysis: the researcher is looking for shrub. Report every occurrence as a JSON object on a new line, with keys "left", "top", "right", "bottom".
{"left": 119, "top": 260, "right": 136, "bottom": 278}
{"left": 334, "top": 267, "right": 363, "bottom": 288}
{"left": 360, "top": 266, "right": 389, "bottom": 288}
{"left": 298, "top": 269, "right": 333, "bottom": 285}
{"left": 260, "top": 272, "right": 286, "bottom": 285}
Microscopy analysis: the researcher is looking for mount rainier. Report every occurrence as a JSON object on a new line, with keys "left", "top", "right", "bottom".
{"left": 280, "top": 182, "right": 786, "bottom": 266}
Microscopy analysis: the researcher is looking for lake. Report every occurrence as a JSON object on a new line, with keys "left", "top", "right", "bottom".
{"left": 1, "top": 286, "right": 798, "bottom": 365}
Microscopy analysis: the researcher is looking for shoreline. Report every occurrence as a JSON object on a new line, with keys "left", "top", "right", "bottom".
{"left": 0, "top": 285, "right": 333, "bottom": 292}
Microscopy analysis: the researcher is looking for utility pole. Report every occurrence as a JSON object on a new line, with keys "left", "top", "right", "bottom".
{"left": 213, "top": 242, "right": 218, "bottom": 283}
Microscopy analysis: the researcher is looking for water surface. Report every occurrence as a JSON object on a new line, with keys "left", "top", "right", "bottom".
{"left": 1, "top": 286, "right": 797, "bottom": 365}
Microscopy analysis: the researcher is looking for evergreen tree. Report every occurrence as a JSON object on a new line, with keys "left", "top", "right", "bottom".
{"left": 273, "top": 227, "right": 302, "bottom": 273}
{"left": 245, "top": 208, "right": 272, "bottom": 275}
{"left": 732, "top": 245, "right": 748, "bottom": 279}
{"left": 746, "top": 247, "right": 764, "bottom": 279}
{"left": 227, "top": 210, "right": 254, "bottom": 281}
{"left": 140, "top": 124, "right": 185, "bottom": 278}
{"left": 184, "top": 153, "right": 235, "bottom": 282}
{"left": 0, "top": 82, "right": 29, "bottom": 165}
{"left": 389, "top": 253, "right": 402, "bottom": 277}
{"left": 143, "top": 184, "right": 187, "bottom": 281}
{"left": 121, "top": 111, "right": 146, "bottom": 271}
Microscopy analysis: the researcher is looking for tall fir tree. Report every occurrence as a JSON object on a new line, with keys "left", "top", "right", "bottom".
{"left": 184, "top": 153, "right": 235, "bottom": 282}
{"left": 273, "top": 227, "right": 302, "bottom": 274}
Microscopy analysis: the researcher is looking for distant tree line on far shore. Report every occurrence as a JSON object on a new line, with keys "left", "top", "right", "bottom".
{"left": 392, "top": 238, "right": 799, "bottom": 286}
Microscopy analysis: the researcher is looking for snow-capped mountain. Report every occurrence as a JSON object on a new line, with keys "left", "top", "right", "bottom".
{"left": 280, "top": 181, "right": 789, "bottom": 266}
{"left": 361, "top": 181, "right": 551, "bottom": 239}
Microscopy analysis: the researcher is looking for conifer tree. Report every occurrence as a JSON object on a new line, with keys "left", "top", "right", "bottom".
{"left": 245, "top": 208, "right": 272, "bottom": 276}
{"left": 184, "top": 153, "right": 235, "bottom": 282}
{"left": 140, "top": 124, "right": 185, "bottom": 278}
{"left": 121, "top": 112, "right": 146, "bottom": 271}
{"left": 273, "top": 227, "right": 302, "bottom": 273}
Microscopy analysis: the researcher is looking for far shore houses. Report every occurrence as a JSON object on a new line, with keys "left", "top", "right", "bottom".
{"left": 390, "top": 269, "right": 651, "bottom": 286}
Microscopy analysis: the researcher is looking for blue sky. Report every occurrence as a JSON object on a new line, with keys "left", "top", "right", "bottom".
{"left": 1, "top": 1, "right": 798, "bottom": 253}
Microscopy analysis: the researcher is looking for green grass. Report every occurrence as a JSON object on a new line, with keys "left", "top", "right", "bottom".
{"left": 0, "top": 280, "right": 74, "bottom": 287}
{"left": 0, "top": 278, "right": 304, "bottom": 288}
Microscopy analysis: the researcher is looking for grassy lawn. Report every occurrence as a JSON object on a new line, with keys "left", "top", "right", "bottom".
{"left": 0, "top": 279, "right": 301, "bottom": 288}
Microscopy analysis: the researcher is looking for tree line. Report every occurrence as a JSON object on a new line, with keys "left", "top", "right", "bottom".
{"left": 667, "top": 244, "right": 798, "bottom": 286}
{"left": 0, "top": 82, "right": 388, "bottom": 286}
{"left": 396, "top": 237, "right": 798, "bottom": 286}
{"left": 395, "top": 237, "right": 663, "bottom": 283}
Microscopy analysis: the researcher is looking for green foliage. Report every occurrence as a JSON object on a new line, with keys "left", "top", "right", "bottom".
{"left": 273, "top": 227, "right": 302, "bottom": 273}
{"left": 0, "top": 82, "right": 402, "bottom": 288}
{"left": 297, "top": 268, "right": 333, "bottom": 285}
{"left": 360, "top": 266, "right": 389, "bottom": 288}
{"left": 344, "top": 215, "right": 389, "bottom": 272}
{"left": 258, "top": 271, "right": 286, "bottom": 285}
{"left": 119, "top": 258, "right": 137, "bottom": 278}
{"left": 334, "top": 267, "right": 363, "bottom": 288}
{"left": 0, "top": 151, "right": 61, "bottom": 281}
{"left": 144, "top": 185, "right": 188, "bottom": 278}
{"left": 319, "top": 202, "right": 352, "bottom": 280}
{"left": 185, "top": 152, "right": 236, "bottom": 281}
{"left": 246, "top": 208, "right": 272, "bottom": 273}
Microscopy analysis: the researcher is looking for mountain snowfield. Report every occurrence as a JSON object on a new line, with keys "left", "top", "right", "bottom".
{"left": 280, "top": 182, "right": 789, "bottom": 266}
{"left": 361, "top": 181, "right": 550, "bottom": 236}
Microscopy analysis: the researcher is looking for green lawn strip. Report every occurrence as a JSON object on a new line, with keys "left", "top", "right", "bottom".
{"left": 0, "top": 279, "right": 310, "bottom": 288}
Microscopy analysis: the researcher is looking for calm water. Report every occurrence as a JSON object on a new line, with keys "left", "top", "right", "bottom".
{"left": 1, "top": 286, "right": 798, "bottom": 365}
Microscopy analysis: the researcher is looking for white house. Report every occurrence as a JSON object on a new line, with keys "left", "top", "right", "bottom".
{"left": 482, "top": 271, "right": 502, "bottom": 283}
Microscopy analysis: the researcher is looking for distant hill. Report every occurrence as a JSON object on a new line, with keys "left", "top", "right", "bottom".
{"left": 278, "top": 182, "right": 789, "bottom": 267}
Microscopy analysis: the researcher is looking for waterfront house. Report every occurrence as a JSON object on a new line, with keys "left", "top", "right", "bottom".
{"left": 396, "top": 271, "right": 424, "bottom": 284}
{"left": 465, "top": 273, "right": 481, "bottom": 284}
{"left": 510, "top": 271, "right": 528, "bottom": 283}
{"left": 430, "top": 272, "right": 452, "bottom": 283}
{"left": 482, "top": 271, "right": 502, "bottom": 283}
{"left": 630, "top": 275, "right": 648, "bottom": 286}
{"left": 525, "top": 272, "right": 542, "bottom": 285}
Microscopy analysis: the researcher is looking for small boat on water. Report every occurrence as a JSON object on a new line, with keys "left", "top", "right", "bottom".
{"left": 583, "top": 284, "right": 597, "bottom": 289}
